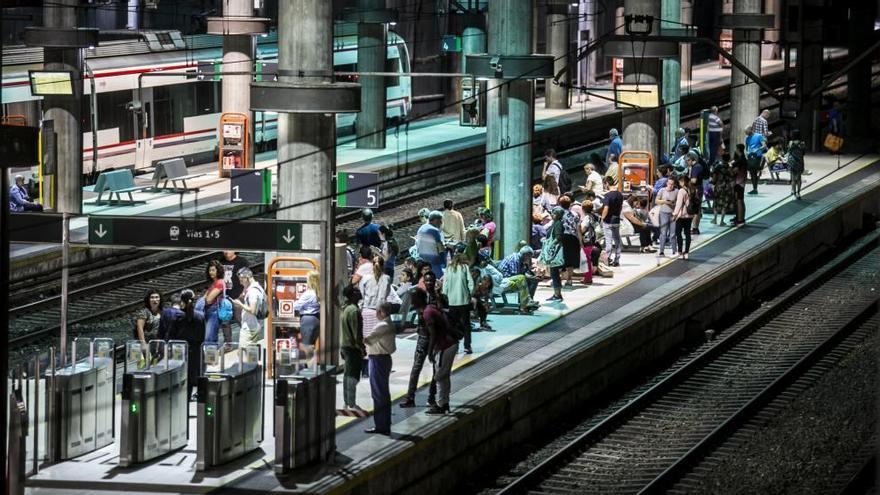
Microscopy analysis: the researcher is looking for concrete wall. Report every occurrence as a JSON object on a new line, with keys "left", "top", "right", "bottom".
{"left": 334, "top": 172, "right": 880, "bottom": 494}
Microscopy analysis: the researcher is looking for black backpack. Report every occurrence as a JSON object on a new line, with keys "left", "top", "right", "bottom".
{"left": 686, "top": 190, "right": 700, "bottom": 216}
{"left": 551, "top": 161, "right": 572, "bottom": 193}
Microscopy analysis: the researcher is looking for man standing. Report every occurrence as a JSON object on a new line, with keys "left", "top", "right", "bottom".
{"left": 600, "top": 176, "right": 624, "bottom": 267}
{"left": 606, "top": 128, "right": 623, "bottom": 165}
{"left": 751, "top": 109, "right": 772, "bottom": 138}
{"left": 416, "top": 211, "right": 446, "bottom": 277}
{"left": 363, "top": 303, "right": 396, "bottom": 435}
{"left": 399, "top": 286, "right": 438, "bottom": 409}
{"left": 707, "top": 106, "right": 725, "bottom": 165}
{"left": 219, "top": 251, "right": 249, "bottom": 343}
{"left": 440, "top": 199, "right": 465, "bottom": 245}
{"left": 9, "top": 175, "right": 43, "bottom": 212}
{"left": 232, "top": 267, "right": 264, "bottom": 346}
{"left": 744, "top": 125, "right": 767, "bottom": 195}
{"left": 340, "top": 285, "right": 365, "bottom": 412}
{"left": 355, "top": 208, "right": 382, "bottom": 248}
{"left": 411, "top": 288, "right": 457, "bottom": 415}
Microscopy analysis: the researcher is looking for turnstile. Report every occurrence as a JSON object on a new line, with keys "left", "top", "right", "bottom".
{"left": 119, "top": 340, "right": 189, "bottom": 467}
{"left": 273, "top": 346, "right": 336, "bottom": 473}
{"left": 46, "top": 338, "right": 115, "bottom": 461}
{"left": 196, "top": 343, "right": 264, "bottom": 471}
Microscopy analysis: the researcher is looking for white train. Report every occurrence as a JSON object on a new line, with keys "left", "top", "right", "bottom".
{"left": 0, "top": 25, "right": 412, "bottom": 175}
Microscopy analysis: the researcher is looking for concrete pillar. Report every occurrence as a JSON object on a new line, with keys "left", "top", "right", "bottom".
{"left": 485, "top": 0, "right": 534, "bottom": 256}
{"left": 762, "top": 0, "right": 781, "bottom": 59}
{"left": 847, "top": 2, "right": 876, "bottom": 140}
{"left": 621, "top": 0, "right": 662, "bottom": 161}
{"left": 43, "top": 0, "right": 82, "bottom": 214}
{"left": 578, "top": 0, "right": 599, "bottom": 92}
{"left": 462, "top": 21, "right": 487, "bottom": 69}
{"left": 221, "top": 0, "right": 255, "bottom": 172}
{"left": 276, "top": 0, "right": 335, "bottom": 266}
{"left": 661, "top": 0, "right": 681, "bottom": 157}
{"left": 356, "top": 0, "right": 387, "bottom": 149}
{"left": 545, "top": 1, "right": 570, "bottom": 109}
{"left": 729, "top": 0, "right": 761, "bottom": 150}
{"left": 679, "top": 0, "right": 692, "bottom": 89}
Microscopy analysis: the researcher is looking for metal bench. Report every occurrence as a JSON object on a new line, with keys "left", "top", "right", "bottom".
{"left": 83, "top": 169, "right": 150, "bottom": 205}
{"left": 151, "top": 158, "right": 205, "bottom": 193}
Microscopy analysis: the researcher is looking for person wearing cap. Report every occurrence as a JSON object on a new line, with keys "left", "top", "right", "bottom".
{"left": 356, "top": 208, "right": 382, "bottom": 249}
{"left": 416, "top": 210, "right": 446, "bottom": 277}
{"left": 440, "top": 199, "right": 466, "bottom": 245}
{"left": 9, "top": 175, "right": 42, "bottom": 212}
{"left": 479, "top": 250, "right": 539, "bottom": 314}
{"left": 498, "top": 245, "right": 539, "bottom": 299}
{"left": 441, "top": 244, "right": 474, "bottom": 354}
{"left": 606, "top": 128, "right": 623, "bottom": 166}
{"left": 233, "top": 266, "right": 266, "bottom": 347}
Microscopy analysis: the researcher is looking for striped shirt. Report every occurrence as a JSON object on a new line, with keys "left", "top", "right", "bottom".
{"left": 752, "top": 115, "right": 769, "bottom": 137}
{"left": 708, "top": 112, "right": 724, "bottom": 133}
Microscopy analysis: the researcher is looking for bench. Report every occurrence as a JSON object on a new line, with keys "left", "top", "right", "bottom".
{"left": 83, "top": 169, "right": 150, "bottom": 205}
{"left": 151, "top": 158, "right": 205, "bottom": 193}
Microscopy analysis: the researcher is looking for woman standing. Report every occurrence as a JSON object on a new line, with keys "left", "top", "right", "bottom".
{"left": 710, "top": 152, "right": 735, "bottom": 226}
{"left": 134, "top": 289, "right": 162, "bottom": 344}
{"left": 539, "top": 207, "right": 566, "bottom": 302}
{"left": 359, "top": 254, "right": 398, "bottom": 338}
{"left": 171, "top": 289, "right": 205, "bottom": 400}
{"left": 379, "top": 224, "right": 399, "bottom": 278}
{"left": 655, "top": 177, "right": 678, "bottom": 263}
{"left": 787, "top": 129, "right": 806, "bottom": 199}
{"left": 203, "top": 260, "right": 226, "bottom": 343}
{"left": 579, "top": 201, "right": 600, "bottom": 284}
{"left": 732, "top": 144, "right": 748, "bottom": 225}
{"left": 673, "top": 176, "right": 695, "bottom": 260}
{"left": 558, "top": 196, "right": 581, "bottom": 288}
{"left": 442, "top": 247, "right": 474, "bottom": 354}
{"left": 294, "top": 271, "right": 321, "bottom": 350}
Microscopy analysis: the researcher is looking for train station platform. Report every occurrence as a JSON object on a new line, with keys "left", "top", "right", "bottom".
{"left": 11, "top": 52, "right": 822, "bottom": 267}
{"left": 24, "top": 152, "right": 880, "bottom": 494}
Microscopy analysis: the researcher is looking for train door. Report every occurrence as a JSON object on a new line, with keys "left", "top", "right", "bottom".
{"left": 134, "top": 88, "right": 155, "bottom": 171}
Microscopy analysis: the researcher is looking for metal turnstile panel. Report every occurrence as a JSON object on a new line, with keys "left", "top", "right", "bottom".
{"left": 244, "top": 370, "right": 263, "bottom": 452}
{"left": 94, "top": 358, "right": 115, "bottom": 450}
{"left": 293, "top": 372, "right": 319, "bottom": 465}
{"left": 168, "top": 366, "right": 188, "bottom": 451}
{"left": 196, "top": 365, "right": 263, "bottom": 470}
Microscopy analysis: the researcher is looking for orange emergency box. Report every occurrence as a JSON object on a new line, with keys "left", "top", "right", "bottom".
{"left": 617, "top": 151, "right": 655, "bottom": 200}
{"left": 266, "top": 256, "right": 320, "bottom": 377}
{"left": 218, "top": 112, "right": 249, "bottom": 178}
{"left": 719, "top": 32, "right": 733, "bottom": 68}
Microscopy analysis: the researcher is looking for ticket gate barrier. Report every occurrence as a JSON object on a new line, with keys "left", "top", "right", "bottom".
{"left": 196, "top": 343, "right": 265, "bottom": 471}
{"left": 119, "top": 340, "right": 189, "bottom": 467}
{"left": 8, "top": 373, "right": 28, "bottom": 495}
{"left": 274, "top": 363, "right": 336, "bottom": 473}
{"left": 45, "top": 338, "right": 115, "bottom": 462}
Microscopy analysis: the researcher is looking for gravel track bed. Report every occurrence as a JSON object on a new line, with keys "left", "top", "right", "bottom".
{"left": 682, "top": 318, "right": 877, "bottom": 495}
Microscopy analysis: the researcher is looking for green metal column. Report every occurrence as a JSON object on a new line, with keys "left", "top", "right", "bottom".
{"left": 661, "top": 0, "right": 681, "bottom": 157}
{"left": 485, "top": 0, "right": 534, "bottom": 257}
{"left": 356, "top": 0, "right": 387, "bottom": 149}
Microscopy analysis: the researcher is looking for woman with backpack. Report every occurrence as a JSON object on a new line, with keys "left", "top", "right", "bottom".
{"left": 787, "top": 129, "right": 806, "bottom": 199}
{"left": 171, "top": 289, "right": 205, "bottom": 401}
{"left": 203, "top": 260, "right": 226, "bottom": 343}
{"left": 673, "top": 175, "right": 696, "bottom": 260}
{"left": 579, "top": 201, "right": 600, "bottom": 284}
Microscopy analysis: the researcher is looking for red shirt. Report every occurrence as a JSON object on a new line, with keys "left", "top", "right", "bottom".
{"left": 423, "top": 305, "right": 456, "bottom": 351}
{"left": 207, "top": 279, "right": 225, "bottom": 306}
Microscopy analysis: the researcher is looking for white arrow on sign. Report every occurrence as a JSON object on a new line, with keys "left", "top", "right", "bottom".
{"left": 282, "top": 229, "right": 296, "bottom": 244}
{"left": 94, "top": 223, "right": 108, "bottom": 238}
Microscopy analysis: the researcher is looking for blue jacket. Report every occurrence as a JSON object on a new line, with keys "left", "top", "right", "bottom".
{"left": 606, "top": 136, "right": 623, "bottom": 165}
{"left": 9, "top": 185, "right": 32, "bottom": 212}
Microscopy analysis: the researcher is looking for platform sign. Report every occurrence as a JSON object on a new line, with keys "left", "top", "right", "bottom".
{"left": 8, "top": 212, "right": 63, "bottom": 243}
{"left": 336, "top": 172, "right": 379, "bottom": 208}
{"left": 441, "top": 35, "right": 461, "bottom": 53}
{"left": 230, "top": 169, "right": 271, "bottom": 204}
{"left": 88, "top": 216, "right": 302, "bottom": 251}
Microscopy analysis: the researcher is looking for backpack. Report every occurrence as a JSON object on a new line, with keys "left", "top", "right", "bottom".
{"left": 581, "top": 214, "right": 597, "bottom": 246}
{"left": 686, "top": 190, "right": 700, "bottom": 216}
{"left": 218, "top": 295, "right": 234, "bottom": 322}
{"left": 554, "top": 162, "right": 573, "bottom": 194}
{"left": 252, "top": 284, "right": 270, "bottom": 320}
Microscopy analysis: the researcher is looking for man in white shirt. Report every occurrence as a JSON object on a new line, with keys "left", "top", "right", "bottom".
{"left": 440, "top": 199, "right": 466, "bottom": 245}
{"left": 580, "top": 163, "right": 604, "bottom": 197}
{"left": 363, "top": 303, "right": 397, "bottom": 435}
{"left": 232, "top": 267, "right": 264, "bottom": 346}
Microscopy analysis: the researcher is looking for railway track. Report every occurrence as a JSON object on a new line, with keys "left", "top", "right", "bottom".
{"left": 498, "top": 233, "right": 879, "bottom": 495}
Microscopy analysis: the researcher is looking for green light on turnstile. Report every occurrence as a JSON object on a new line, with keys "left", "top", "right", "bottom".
{"left": 206, "top": 405, "right": 213, "bottom": 417}
{"left": 130, "top": 402, "right": 138, "bottom": 414}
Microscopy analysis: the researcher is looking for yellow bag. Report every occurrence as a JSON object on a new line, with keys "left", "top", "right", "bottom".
{"left": 824, "top": 133, "right": 843, "bottom": 153}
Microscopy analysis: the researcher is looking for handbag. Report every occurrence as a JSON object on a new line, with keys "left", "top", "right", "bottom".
{"left": 539, "top": 236, "right": 564, "bottom": 268}
{"left": 824, "top": 133, "right": 843, "bottom": 153}
{"left": 648, "top": 205, "right": 661, "bottom": 227}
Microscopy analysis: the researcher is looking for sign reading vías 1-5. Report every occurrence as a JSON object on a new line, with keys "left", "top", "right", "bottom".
{"left": 88, "top": 216, "right": 302, "bottom": 251}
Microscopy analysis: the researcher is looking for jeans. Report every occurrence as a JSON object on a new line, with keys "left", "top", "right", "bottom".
{"left": 602, "top": 222, "right": 622, "bottom": 263}
{"left": 550, "top": 266, "right": 562, "bottom": 290}
{"left": 405, "top": 334, "right": 436, "bottom": 402}
{"left": 675, "top": 217, "right": 693, "bottom": 254}
{"left": 205, "top": 305, "right": 220, "bottom": 343}
{"left": 341, "top": 347, "right": 363, "bottom": 408}
{"left": 658, "top": 211, "right": 674, "bottom": 255}
{"left": 708, "top": 131, "right": 722, "bottom": 165}
{"left": 368, "top": 354, "right": 392, "bottom": 432}
{"left": 433, "top": 344, "right": 458, "bottom": 407}
{"left": 448, "top": 305, "right": 472, "bottom": 350}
